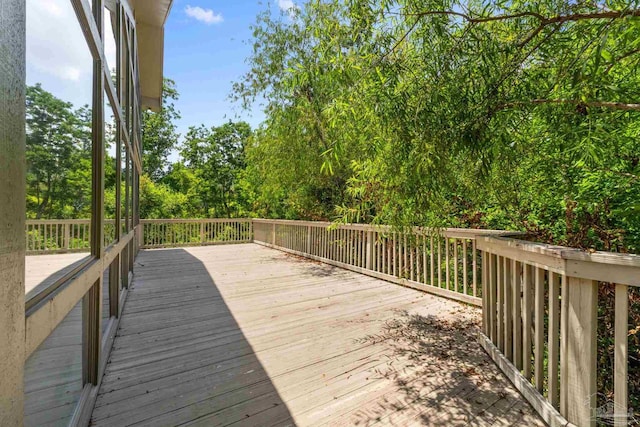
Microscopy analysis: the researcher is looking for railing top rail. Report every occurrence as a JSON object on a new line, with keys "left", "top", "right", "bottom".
{"left": 478, "top": 234, "right": 640, "bottom": 286}
{"left": 26, "top": 219, "right": 92, "bottom": 225}
{"left": 140, "top": 218, "right": 252, "bottom": 224}
{"left": 27, "top": 218, "right": 640, "bottom": 284}
{"left": 252, "top": 218, "right": 511, "bottom": 238}
{"left": 478, "top": 234, "right": 640, "bottom": 265}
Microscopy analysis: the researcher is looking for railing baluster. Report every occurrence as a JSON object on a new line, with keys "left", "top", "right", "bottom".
{"left": 430, "top": 235, "right": 435, "bottom": 286}
{"left": 548, "top": 272, "right": 561, "bottom": 408}
{"left": 445, "top": 237, "right": 450, "bottom": 289}
{"left": 482, "top": 250, "right": 488, "bottom": 335}
{"left": 382, "top": 234, "right": 386, "bottom": 274}
{"left": 422, "top": 234, "right": 426, "bottom": 281}
{"left": 356, "top": 230, "right": 360, "bottom": 266}
{"left": 472, "top": 239, "right": 477, "bottom": 297}
{"left": 355, "top": 228, "right": 360, "bottom": 266}
{"left": 326, "top": 227, "right": 330, "bottom": 259}
{"left": 513, "top": 260, "right": 522, "bottom": 370}
{"left": 392, "top": 232, "right": 397, "bottom": 277}
{"left": 451, "top": 239, "right": 457, "bottom": 291}
{"left": 504, "top": 258, "right": 513, "bottom": 361}
{"left": 522, "top": 264, "right": 533, "bottom": 380}
{"left": 331, "top": 228, "right": 335, "bottom": 260}
{"left": 376, "top": 232, "right": 381, "bottom": 272}
{"left": 409, "top": 234, "right": 415, "bottom": 281}
{"left": 64, "top": 223, "right": 70, "bottom": 251}
{"left": 437, "top": 236, "right": 442, "bottom": 287}
{"left": 415, "top": 234, "right": 420, "bottom": 281}
{"left": 497, "top": 256, "right": 503, "bottom": 351}
{"left": 614, "top": 283, "right": 628, "bottom": 427}
{"left": 462, "top": 239, "right": 467, "bottom": 295}
{"left": 489, "top": 253, "right": 498, "bottom": 342}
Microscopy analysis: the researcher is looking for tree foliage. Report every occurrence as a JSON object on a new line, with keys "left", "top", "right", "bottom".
{"left": 142, "top": 78, "right": 181, "bottom": 181}
{"left": 231, "top": 2, "right": 640, "bottom": 408}
{"left": 234, "top": 0, "right": 640, "bottom": 253}
{"left": 26, "top": 84, "right": 92, "bottom": 219}
{"left": 180, "top": 121, "right": 251, "bottom": 217}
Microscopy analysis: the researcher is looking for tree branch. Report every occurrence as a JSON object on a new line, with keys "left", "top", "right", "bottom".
{"left": 605, "top": 47, "right": 640, "bottom": 73}
{"left": 395, "top": 10, "right": 544, "bottom": 22}
{"left": 599, "top": 169, "right": 640, "bottom": 181}
{"left": 398, "top": 9, "right": 640, "bottom": 25}
{"left": 380, "top": 17, "right": 421, "bottom": 63}
{"left": 499, "top": 99, "right": 640, "bottom": 111}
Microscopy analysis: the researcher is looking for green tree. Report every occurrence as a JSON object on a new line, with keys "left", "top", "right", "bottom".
{"left": 181, "top": 121, "right": 252, "bottom": 217}
{"left": 26, "top": 84, "right": 92, "bottom": 219}
{"left": 142, "top": 78, "right": 181, "bottom": 181}
{"left": 234, "top": 0, "right": 640, "bottom": 248}
{"left": 139, "top": 174, "right": 191, "bottom": 219}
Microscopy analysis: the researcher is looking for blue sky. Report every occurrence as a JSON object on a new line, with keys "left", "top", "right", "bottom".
{"left": 26, "top": 0, "right": 297, "bottom": 152}
{"left": 165, "top": 0, "right": 289, "bottom": 135}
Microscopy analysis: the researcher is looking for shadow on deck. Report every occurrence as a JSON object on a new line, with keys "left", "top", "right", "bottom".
{"left": 28, "top": 244, "right": 546, "bottom": 426}
{"left": 90, "top": 247, "right": 294, "bottom": 426}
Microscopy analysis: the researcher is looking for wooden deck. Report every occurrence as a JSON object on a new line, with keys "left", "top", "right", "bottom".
{"left": 90, "top": 244, "right": 545, "bottom": 426}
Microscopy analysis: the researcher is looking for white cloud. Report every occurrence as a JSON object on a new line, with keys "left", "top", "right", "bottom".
{"left": 276, "top": 0, "right": 298, "bottom": 18}
{"left": 26, "top": 0, "right": 92, "bottom": 83}
{"left": 185, "top": 5, "right": 223, "bottom": 25}
{"left": 277, "top": 0, "right": 296, "bottom": 10}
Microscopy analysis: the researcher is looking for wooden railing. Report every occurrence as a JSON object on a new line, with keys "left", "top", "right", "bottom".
{"left": 24, "top": 217, "right": 639, "bottom": 426}
{"left": 477, "top": 235, "right": 639, "bottom": 427}
{"left": 26, "top": 219, "right": 253, "bottom": 253}
{"left": 253, "top": 219, "right": 509, "bottom": 306}
{"left": 26, "top": 219, "right": 122, "bottom": 254}
{"left": 139, "top": 219, "right": 253, "bottom": 248}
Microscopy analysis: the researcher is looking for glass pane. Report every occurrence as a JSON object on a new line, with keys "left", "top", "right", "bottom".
{"left": 105, "top": 91, "right": 117, "bottom": 247}
{"left": 104, "top": 7, "right": 117, "bottom": 79}
{"left": 120, "top": 151, "right": 130, "bottom": 289}
{"left": 127, "top": 156, "right": 133, "bottom": 231}
{"left": 24, "top": 299, "right": 83, "bottom": 426}
{"left": 120, "top": 143, "right": 127, "bottom": 236}
{"left": 130, "top": 161, "right": 135, "bottom": 229}
{"left": 25, "top": 0, "right": 93, "bottom": 301}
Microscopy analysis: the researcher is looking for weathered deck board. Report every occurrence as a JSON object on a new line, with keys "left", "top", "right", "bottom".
{"left": 91, "top": 244, "right": 545, "bottom": 427}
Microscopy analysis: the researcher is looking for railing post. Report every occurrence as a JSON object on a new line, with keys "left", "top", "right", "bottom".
{"left": 272, "top": 223, "right": 276, "bottom": 245}
{"left": 366, "top": 230, "right": 373, "bottom": 270}
{"left": 138, "top": 222, "right": 144, "bottom": 248}
{"left": 306, "top": 225, "right": 311, "bottom": 254}
{"left": 560, "top": 276, "right": 598, "bottom": 427}
{"left": 63, "top": 222, "right": 71, "bottom": 251}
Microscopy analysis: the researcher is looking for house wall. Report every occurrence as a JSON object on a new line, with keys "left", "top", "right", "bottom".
{"left": 0, "top": 0, "right": 26, "bottom": 425}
